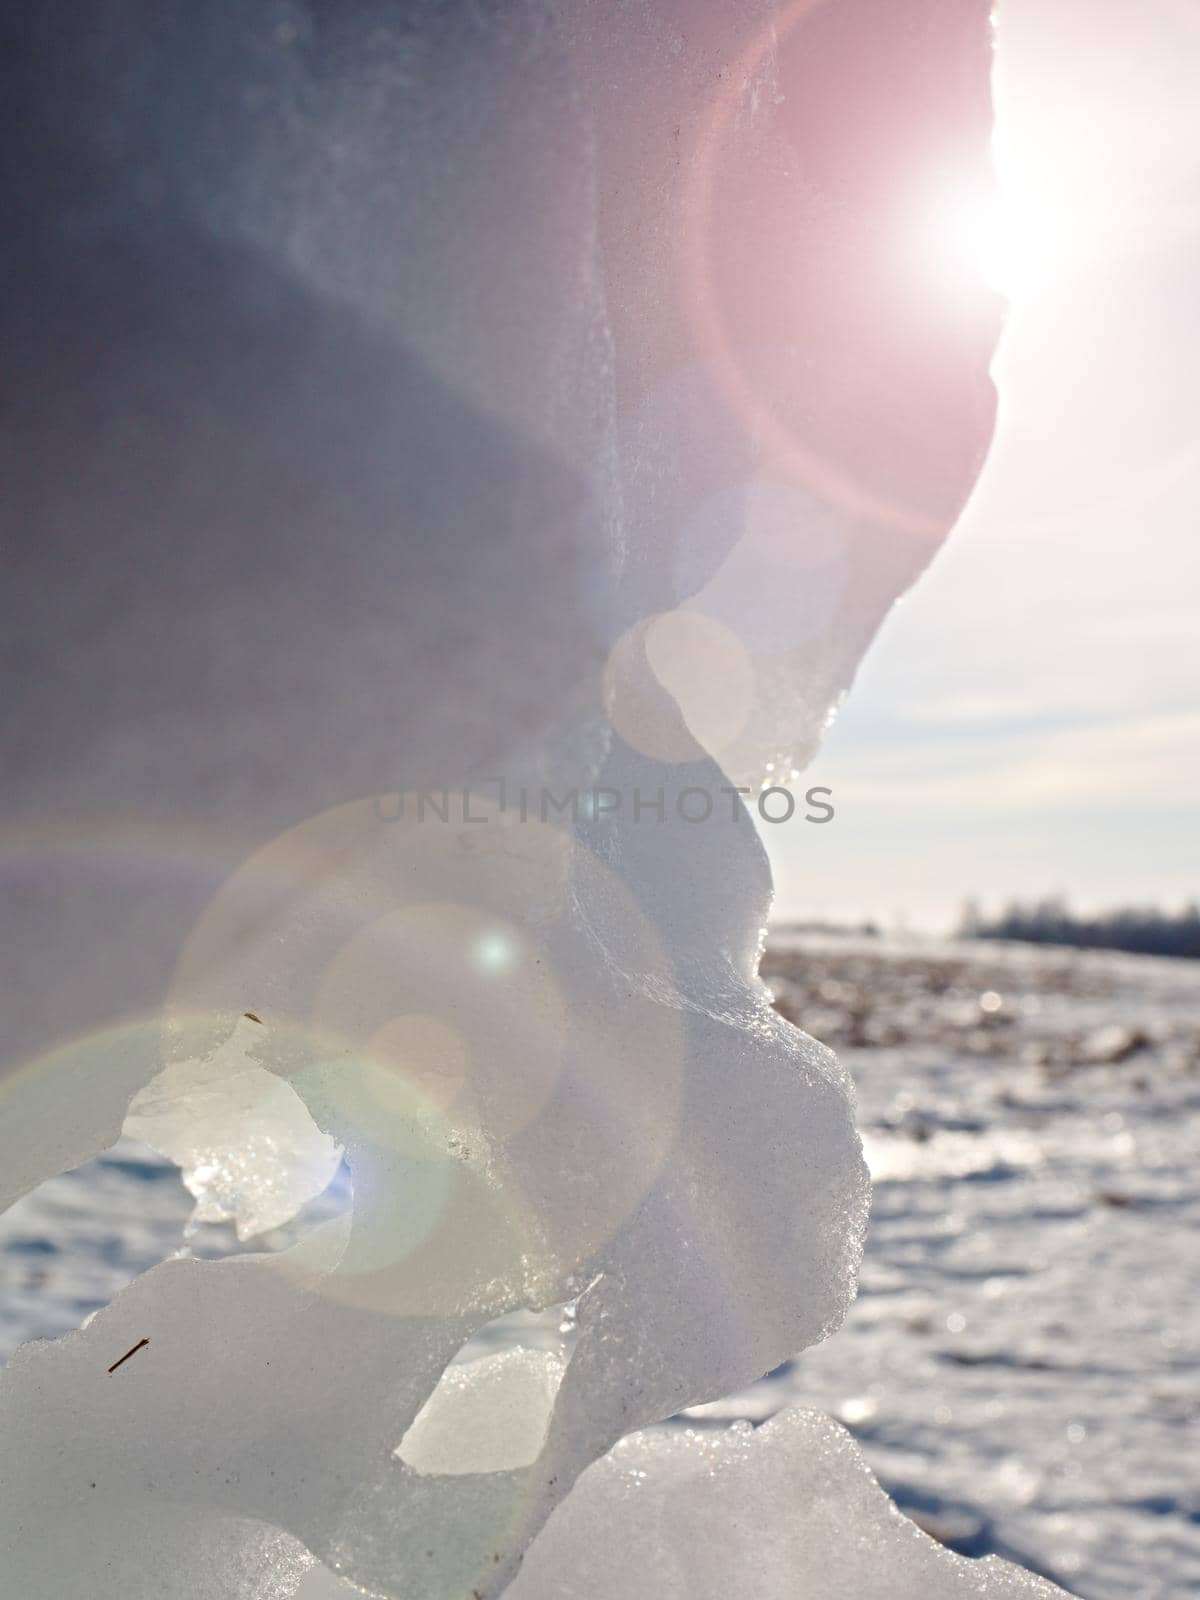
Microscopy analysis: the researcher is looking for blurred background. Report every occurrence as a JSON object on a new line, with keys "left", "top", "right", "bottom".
{"left": 755, "top": 4, "right": 1199, "bottom": 1595}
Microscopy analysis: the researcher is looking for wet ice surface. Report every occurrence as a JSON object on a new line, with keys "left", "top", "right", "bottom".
{"left": 3, "top": 935, "right": 1196, "bottom": 1600}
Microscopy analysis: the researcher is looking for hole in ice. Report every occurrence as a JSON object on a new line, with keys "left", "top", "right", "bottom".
{"left": 0, "top": 1132, "right": 350, "bottom": 1366}
{"left": 0, "top": 1135, "right": 191, "bottom": 1363}
{"left": 396, "top": 1298, "right": 581, "bottom": 1475}
{"left": 397, "top": 1346, "right": 568, "bottom": 1475}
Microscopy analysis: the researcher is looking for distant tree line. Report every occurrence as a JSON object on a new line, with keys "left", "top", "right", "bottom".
{"left": 780, "top": 918, "right": 881, "bottom": 938}
{"left": 959, "top": 897, "right": 1200, "bottom": 960}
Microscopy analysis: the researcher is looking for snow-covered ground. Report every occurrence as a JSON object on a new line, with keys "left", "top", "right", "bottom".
{"left": 747, "top": 935, "right": 1200, "bottom": 1600}
{"left": 2, "top": 935, "right": 1196, "bottom": 1599}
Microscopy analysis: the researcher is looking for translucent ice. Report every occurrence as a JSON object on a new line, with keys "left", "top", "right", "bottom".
{"left": 0, "top": 782, "right": 867, "bottom": 1597}
{"left": 0, "top": 0, "right": 1008, "bottom": 1596}
{"left": 397, "top": 1347, "right": 568, "bottom": 1476}
{"left": 125, "top": 1016, "right": 343, "bottom": 1240}
{"left": 510, "top": 1408, "right": 1068, "bottom": 1600}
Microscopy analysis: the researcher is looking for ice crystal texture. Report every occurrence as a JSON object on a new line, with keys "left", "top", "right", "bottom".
{"left": 0, "top": 2, "right": 1050, "bottom": 1597}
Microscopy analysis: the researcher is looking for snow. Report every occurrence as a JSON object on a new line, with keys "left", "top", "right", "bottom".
{"left": 7, "top": 937, "right": 1194, "bottom": 1595}
{"left": 754, "top": 936, "right": 1200, "bottom": 1599}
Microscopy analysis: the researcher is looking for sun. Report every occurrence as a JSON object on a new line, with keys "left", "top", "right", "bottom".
{"left": 952, "top": 194, "right": 1024, "bottom": 297}
{"left": 919, "top": 183, "right": 1062, "bottom": 303}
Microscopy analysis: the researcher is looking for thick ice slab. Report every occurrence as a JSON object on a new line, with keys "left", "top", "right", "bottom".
{"left": 0, "top": 0, "right": 1002, "bottom": 1595}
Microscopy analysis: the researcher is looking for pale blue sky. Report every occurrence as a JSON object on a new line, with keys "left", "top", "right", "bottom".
{"left": 769, "top": 0, "right": 1200, "bottom": 928}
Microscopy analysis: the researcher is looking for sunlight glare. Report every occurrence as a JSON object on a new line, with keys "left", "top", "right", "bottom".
{"left": 925, "top": 185, "right": 1067, "bottom": 302}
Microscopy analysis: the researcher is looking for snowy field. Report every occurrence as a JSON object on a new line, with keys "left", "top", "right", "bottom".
{"left": 2, "top": 934, "right": 1196, "bottom": 1600}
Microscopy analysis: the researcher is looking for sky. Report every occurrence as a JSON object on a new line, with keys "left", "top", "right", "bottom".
{"left": 768, "top": 0, "right": 1200, "bottom": 930}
